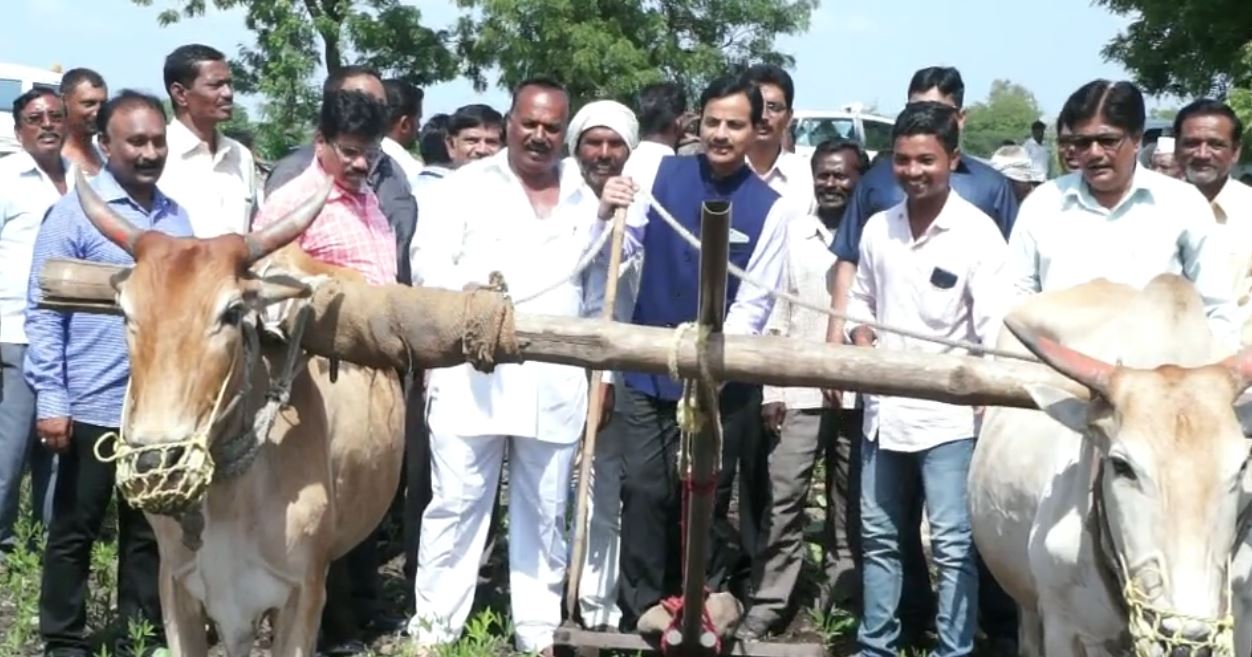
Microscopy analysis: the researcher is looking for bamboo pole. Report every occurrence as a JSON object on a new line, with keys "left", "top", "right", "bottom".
{"left": 35, "top": 259, "right": 1088, "bottom": 408}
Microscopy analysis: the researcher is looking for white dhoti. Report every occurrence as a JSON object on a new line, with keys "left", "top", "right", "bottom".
{"left": 577, "top": 410, "right": 625, "bottom": 629}
{"left": 410, "top": 430, "right": 576, "bottom": 652}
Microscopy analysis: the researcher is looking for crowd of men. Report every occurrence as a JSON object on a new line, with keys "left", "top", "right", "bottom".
{"left": 1, "top": 40, "right": 1250, "bottom": 657}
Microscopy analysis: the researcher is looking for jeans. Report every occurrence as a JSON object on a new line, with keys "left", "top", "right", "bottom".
{"left": 858, "top": 436, "right": 977, "bottom": 657}
{"left": 0, "top": 342, "right": 56, "bottom": 557}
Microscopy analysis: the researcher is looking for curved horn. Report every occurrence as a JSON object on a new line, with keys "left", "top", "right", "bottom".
{"left": 242, "top": 176, "right": 334, "bottom": 265}
{"left": 1004, "top": 315, "right": 1114, "bottom": 395}
{"left": 74, "top": 167, "right": 143, "bottom": 254}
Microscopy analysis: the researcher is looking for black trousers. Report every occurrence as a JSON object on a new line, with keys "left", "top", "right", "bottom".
{"left": 41, "top": 422, "right": 163, "bottom": 656}
{"left": 617, "top": 384, "right": 767, "bottom": 628}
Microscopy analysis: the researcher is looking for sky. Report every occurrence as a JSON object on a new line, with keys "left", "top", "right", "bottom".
{"left": 1, "top": 0, "right": 1160, "bottom": 121}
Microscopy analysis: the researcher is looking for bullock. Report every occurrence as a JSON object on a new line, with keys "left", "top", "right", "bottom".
{"left": 969, "top": 274, "right": 1252, "bottom": 657}
{"left": 71, "top": 171, "right": 405, "bottom": 657}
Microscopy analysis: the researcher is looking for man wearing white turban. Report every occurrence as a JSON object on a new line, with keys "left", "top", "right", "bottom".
{"left": 566, "top": 99, "right": 639, "bottom": 196}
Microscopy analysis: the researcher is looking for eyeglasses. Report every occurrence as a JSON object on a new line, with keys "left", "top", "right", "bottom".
{"left": 330, "top": 141, "right": 381, "bottom": 163}
{"left": 21, "top": 111, "right": 65, "bottom": 126}
{"left": 1058, "top": 132, "right": 1128, "bottom": 154}
{"left": 763, "top": 101, "right": 789, "bottom": 115}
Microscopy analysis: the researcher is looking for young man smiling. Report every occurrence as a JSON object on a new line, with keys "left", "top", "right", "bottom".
{"left": 845, "top": 101, "right": 1006, "bottom": 657}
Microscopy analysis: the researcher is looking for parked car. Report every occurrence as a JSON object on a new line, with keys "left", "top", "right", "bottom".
{"left": 789, "top": 104, "right": 895, "bottom": 160}
{"left": 0, "top": 61, "right": 64, "bottom": 157}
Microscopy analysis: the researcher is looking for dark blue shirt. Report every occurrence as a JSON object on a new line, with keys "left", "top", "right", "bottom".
{"left": 830, "top": 156, "right": 1019, "bottom": 263}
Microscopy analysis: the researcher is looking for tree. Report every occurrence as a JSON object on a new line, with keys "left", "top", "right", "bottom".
{"left": 1149, "top": 106, "right": 1179, "bottom": 121}
{"left": 131, "top": 0, "right": 460, "bottom": 158}
{"left": 451, "top": 0, "right": 819, "bottom": 106}
{"left": 961, "top": 80, "right": 1044, "bottom": 159}
{"left": 1094, "top": 0, "right": 1252, "bottom": 98}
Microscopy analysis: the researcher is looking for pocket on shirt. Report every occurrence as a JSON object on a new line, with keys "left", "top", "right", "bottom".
{"left": 916, "top": 267, "right": 963, "bottom": 328}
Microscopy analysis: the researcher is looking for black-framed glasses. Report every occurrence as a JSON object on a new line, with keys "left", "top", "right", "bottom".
{"left": 330, "top": 140, "right": 381, "bottom": 163}
{"left": 21, "top": 111, "right": 65, "bottom": 126}
{"left": 1058, "top": 132, "right": 1128, "bottom": 154}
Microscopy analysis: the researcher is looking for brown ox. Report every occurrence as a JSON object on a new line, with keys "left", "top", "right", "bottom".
{"left": 72, "top": 171, "right": 404, "bottom": 657}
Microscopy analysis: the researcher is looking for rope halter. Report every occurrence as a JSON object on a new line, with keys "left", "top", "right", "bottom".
{"left": 95, "top": 346, "right": 240, "bottom": 517}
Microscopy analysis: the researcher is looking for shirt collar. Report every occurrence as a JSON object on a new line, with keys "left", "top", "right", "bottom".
{"left": 748, "top": 147, "right": 802, "bottom": 180}
{"left": 167, "top": 117, "right": 235, "bottom": 161}
{"left": 9, "top": 149, "right": 71, "bottom": 181}
{"left": 92, "top": 167, "right": 174, "bottom": 215}
{"left": 894, "top": 190, "right": 962, "bottom": 241}
{"left": 487, "top": 149, "right": 587, "bottom": 203}
{"left": 1211, "top": 176, "right": 1251, "bottom": 220}
{"left": 1059, "top": 163, "right": 1156, "bottom": 213}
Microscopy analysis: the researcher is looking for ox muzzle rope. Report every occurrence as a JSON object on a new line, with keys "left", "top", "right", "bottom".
{"left": 1092, "top": 462, "right": 1236, "bottom": 657}
{"left": 94, "top": 305, "right": 312, "bottom": 525}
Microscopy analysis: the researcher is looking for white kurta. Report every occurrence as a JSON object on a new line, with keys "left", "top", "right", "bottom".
{"left": 410, "top": 149, "right": 607, "bottom": 652}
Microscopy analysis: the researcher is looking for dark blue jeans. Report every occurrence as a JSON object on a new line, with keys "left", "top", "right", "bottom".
{"left": 0, "top": 343, "right": 55, "bottom": 557}
{"left": 858, "top": 437, "right": 977, "bottom": 657}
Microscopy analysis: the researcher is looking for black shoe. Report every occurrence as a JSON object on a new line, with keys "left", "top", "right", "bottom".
{"left": 365, "top": 612, "right": 408, "bottom": 634}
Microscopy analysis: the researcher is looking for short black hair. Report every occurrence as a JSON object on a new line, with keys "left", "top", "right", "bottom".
{"left": 323, "top": 65, "right": 382, "bottom": 97}
{"left": 60, "top": 68, "right": 106, "bottom": 95}
{"left": 698, "top": 73, "right": 764, "bottom": 126}
{"left": 1058, "top": 79, "right": 1146, "bottom": 137}
{"left": 812, "top": 138, "right": 870, "bottom": 174}
{"left": 419, "top": 113, "right": 452, "bottom": 165}
{"left": 743, "top": 63, "right": 795, "bottom": 109}
{"left": 1174, "top": 98, "right": 1244, "bottom": 145}
{"left": 12, "top": 87, "right": 60, "bottom": 124}
{"left": 891, "top": 101, "right": 961, "bottom": 154}
{"left": 907, "top": 66, "right": 965, "bottom": 109}
{"left": 637, "top": 82, "right": 687, "bottom": 136}
{"left": 97, "top": 89, "right": 167, "bottom": 137}
{"left": 448, "top": 103, "right": 504, "bottom": 137}
{"left": 163, "top": 43, "right": 226, "bottom": 94}
{"left": 1031, "top": 120, "right": 1046, "bottom": 131}
{"left": 510, "top": 76, "right": 567, "bottom": 112}
{"left": 382, "top": 79, "right": 423, "bottom": 126}
{"left": 318, "top": 89, "right": 387, "bottom": 142}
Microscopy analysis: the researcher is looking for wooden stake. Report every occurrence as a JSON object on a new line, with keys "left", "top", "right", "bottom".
{"left": 565, "top": 208, "right": 628, "bottom": 623}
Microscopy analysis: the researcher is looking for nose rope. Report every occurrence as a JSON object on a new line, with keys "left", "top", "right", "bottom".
{"left": 1119, "top": 554, "right": 1236, "bottom": 656}
{"left": 94, "top": 346, "right": 239, "bottom": 516}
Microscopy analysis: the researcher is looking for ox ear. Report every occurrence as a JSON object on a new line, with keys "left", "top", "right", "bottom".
{"left": 1025, "top": 383, "right": 1091, "bottom": 434}
{"left": 242, "top": 272, "right": 315, "bottom": 307}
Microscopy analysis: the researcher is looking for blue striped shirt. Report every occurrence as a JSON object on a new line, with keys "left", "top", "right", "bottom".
{"left": 23, "top": 168, "right": 193, "bottom": 427}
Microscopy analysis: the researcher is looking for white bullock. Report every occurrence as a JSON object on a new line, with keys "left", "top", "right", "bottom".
{"left": 970, "top": 274, "right": 1252, "bottom": 657}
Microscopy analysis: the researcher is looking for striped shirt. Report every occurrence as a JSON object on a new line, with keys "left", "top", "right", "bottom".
{"left": 253, "top": 160, "right": 397, "bottom": 285}
{"left": 23, "top": 168, "right": 193, "bottom": 427}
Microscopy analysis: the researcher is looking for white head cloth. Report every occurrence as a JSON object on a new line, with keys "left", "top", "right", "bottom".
{"left": 566, "top": 100, "right": 640, "bottom": 153}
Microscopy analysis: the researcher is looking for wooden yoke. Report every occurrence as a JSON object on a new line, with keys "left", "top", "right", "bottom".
{"left": 670, "top": 200, "right": 731, "bottom": 654}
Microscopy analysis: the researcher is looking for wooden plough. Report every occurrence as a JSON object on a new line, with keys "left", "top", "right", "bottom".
{"left": 35, "top": 207, "right": 1079, "bottom": 657}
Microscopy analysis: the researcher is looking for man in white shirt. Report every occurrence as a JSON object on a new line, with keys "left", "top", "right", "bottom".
{"left": 1022, "top": 120, "right": 1050, "bottom": 181}
{"left": 846, "top": 101, "right": 1004, "bottom": 657}
{"left": 0, "top": 88, "right": 68, "bottom": 560}
{"left": 409, "top": 78, "right": 607, "bottom": 656}
{"left": 1172, "top": 99, "right": 1252, "bottom": 343}
{"left": 558, "top": 99, "right": 641, "bottom": 632}
{"left": 381, "top": 79, "right": 424, "bottom": 188}
{"left": 743, "top": 64, "right": 815, "bottom": 214}
{"left": 1007, "top": 79, "right": 1239, "bottom": 350}
{"left": 156, "top": 43, "right": 258, "bottom": 238}
{"left": 739, "top": 138, "right": 869, "bottom": 640}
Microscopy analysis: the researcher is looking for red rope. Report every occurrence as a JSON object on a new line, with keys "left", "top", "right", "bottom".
{"left": 658, "top": 473, "right": 721, "bottom": 655}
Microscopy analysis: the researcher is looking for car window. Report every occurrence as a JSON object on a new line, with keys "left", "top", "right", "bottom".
{"left": 792, "top": 117, "right": 856, "bottom": 149}
{"left": 0, "top": 79, "right": 23, "bottom": 114}
{"left": 861, "top": 119, "right": 893, "bottom": 153}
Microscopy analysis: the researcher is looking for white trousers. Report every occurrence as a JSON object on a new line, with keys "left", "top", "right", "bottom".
{"left": 577, "top": 412, "right": 625, "bottom": 628}
{"left": 410, "top": 431, "right": 576, "bottom": 652}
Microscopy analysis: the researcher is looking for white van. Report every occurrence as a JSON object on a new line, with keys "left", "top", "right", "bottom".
{"left": 0, "top": 62, "right": 64, "bottom": 157}
{"left": 790, "top": 104, "right": 896, "bottom": 161}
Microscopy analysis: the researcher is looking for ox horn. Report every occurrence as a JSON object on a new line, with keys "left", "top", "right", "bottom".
{"left": 1004, "top": 315, "right": 1114, "bottom": 396}
{"left": 75, "top": 167, "right": 143, "bottom": 255}
{"left": 242, "top": 176, "right": 334, "bottom": 265}
{"left": 1220, "top": 346, "right": 1252, "bottom": 394}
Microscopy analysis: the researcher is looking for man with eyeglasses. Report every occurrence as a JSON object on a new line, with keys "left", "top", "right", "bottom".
{"left": 743, "top": 64, "right": 814, "bottom": 213}
{"left": 1006, "top": 80, "right": 1239, "bottom": 347}
{"left": 1173, "top": 98, "right": 1252, "bottom": 344}
{"left": 0, "top": 88, "right": 68, "bottom": 563}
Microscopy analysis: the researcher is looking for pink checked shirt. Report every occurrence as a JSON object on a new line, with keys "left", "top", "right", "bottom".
{"left": 253, "top": 161, "right": 397, "bottom": 285}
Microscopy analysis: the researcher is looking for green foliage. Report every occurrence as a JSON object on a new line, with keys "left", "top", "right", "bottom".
{"left": 131, "top": 0, "right": 460, "bottom": 159}
{"left": 961, "top": 80, "right": 1045, "bottom": 159}
{"left": 452, "top": 0, "right": 819, "bottom": 106}
{"left": 1095, "top": 0, "right": 1252, "bottom": 97}
{"left": 1148, "top": 106, "right": 1179, "bottom": 121}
